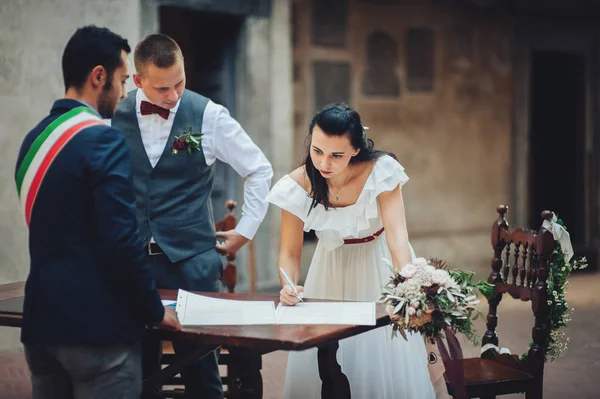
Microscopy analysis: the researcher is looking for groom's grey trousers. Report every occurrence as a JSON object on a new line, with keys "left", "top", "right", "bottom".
{"left": 143, "top": 250, "right": 223, "bottom": 399}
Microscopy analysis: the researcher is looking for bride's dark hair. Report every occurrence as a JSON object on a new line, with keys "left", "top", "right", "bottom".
{"left": 304, "top": 103, "right": 389, "bottom": 212}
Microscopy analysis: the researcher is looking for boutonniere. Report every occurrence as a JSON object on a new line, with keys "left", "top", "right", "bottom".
{"left": 172, "top": 125, "right": 203, "bottom": 155}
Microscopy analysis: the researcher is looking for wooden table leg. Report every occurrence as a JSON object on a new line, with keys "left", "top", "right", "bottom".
{"left": 228, "top": 348, "right": 263, "bottom": 399}
{"left": 318, "top": 342, "right": 351, "bottom": 399}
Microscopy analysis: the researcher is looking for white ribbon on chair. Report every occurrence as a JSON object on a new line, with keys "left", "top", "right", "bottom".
{"left": 480, "top": 343, "right": 512, "bottom": 355}
{"left": 542, "top": 213, "right": 574, "bottom": 263}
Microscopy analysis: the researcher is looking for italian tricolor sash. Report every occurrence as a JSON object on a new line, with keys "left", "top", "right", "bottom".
{"left": 15, "top": 106, "right": 104, "bottom": 227}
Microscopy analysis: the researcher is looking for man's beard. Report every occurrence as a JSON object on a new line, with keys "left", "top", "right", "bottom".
{"left": 97, "top": 79, "right": 116, "bottom": 119}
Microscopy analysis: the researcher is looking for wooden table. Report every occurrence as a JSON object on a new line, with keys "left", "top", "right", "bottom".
{"left": 0, "top": 283, "right": 391, "bottom": 398}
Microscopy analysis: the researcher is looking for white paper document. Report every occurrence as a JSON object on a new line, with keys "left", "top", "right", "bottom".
{"left": 175, "top": 290, "right": 376, "bottom": 326}
{"left": 274, "top": 302, "right": 376, "bottom": 326}
{"left": 176, "top": 290, "right": 276, "bottom": 326}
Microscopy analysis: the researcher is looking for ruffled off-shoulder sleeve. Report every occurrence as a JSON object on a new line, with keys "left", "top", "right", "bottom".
{"left": 265, "top": 175, "right": 312, "bottom": 224}
{"left": 364, "top": 154, "right": 410, "bottom": 199}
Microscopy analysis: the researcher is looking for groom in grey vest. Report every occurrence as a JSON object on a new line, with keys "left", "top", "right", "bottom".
{"left": 111, "top": 34, "right": 273, "bottom": 398}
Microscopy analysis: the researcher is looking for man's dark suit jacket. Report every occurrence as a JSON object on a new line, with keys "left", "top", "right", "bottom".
{"left": 15, "top": 99, "right": 164, "bottom": 345}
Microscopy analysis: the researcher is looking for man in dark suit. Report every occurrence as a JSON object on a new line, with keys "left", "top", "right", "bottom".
{"left": 14, "top": 26, "right": 181, "bottom": 399}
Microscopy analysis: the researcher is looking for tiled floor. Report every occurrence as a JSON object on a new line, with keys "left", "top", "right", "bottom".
{"left": 0, "top": 352, "right": 31, "bottom": 399}
{"left": 0, "top": 350, "right": 288, "bottom": 399}
{"left": 2, "top": 272, "right": 599, "bottom": 399}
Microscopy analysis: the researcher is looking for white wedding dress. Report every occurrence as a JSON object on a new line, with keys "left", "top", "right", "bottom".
{"left": 266, "top": 155, "right": 435, "bottom": 399}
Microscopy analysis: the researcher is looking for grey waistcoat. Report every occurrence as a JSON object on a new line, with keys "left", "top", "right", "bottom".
{"left": 112, "top": 90, "right": 216, "bottom": 263}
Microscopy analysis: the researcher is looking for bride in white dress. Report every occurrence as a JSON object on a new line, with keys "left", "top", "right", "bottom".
{"left": 266, "top": 104, "right": 437, "bottom": 399}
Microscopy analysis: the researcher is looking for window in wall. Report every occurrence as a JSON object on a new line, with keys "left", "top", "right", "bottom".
{"left": 451, "top": 28, "right": 474, "bottom": 62}
{"left": 362, "top": 30, "right": 400, "bottom": 97}
{"left": 406, "top": 28, "right": 435, "bottom": 92}
{"left": 311, "top": 0, "right": 348, "bottom": 48}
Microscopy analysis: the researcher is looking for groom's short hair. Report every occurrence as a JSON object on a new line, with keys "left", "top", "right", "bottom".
{"left": 62, "top": 25, "right": 131, "bottom": 92}
{"left": 134, "top": 34, "right": 184, "bottom": 74}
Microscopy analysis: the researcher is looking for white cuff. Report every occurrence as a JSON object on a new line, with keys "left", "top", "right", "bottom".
{"left": 235, "top": 215, "right": 261, "bottom": 240}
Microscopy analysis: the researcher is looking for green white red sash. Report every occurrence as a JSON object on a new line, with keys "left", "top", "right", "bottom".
{"left": 15, "top": 106, "right": 104, "bottom": 227}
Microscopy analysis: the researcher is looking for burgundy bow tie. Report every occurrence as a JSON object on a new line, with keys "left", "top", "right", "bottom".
{"left": 140, "top": 100, "right": 170, "bottom": 120}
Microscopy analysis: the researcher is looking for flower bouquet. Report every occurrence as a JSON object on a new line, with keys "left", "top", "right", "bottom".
{"left": 380, "top": 257, "right": 494, "bottom": 399}
{"left": 380, "top": 257, "right": 493, "bottom": 343}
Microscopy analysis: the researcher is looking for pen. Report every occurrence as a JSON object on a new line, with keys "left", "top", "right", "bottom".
{"left": 279, "top": 267, "right": 303, "bottom": 302}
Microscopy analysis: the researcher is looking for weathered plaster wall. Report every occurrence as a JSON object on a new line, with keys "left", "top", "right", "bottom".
{"left": 0, "top": 0, "right": 141, "bottom": 350}
{"left": 293, "top": 0, "right": 512, "bottom": 276}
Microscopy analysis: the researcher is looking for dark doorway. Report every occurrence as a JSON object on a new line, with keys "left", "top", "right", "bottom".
{"left": 160, "top": 7, "right": 243, "bottom": 221}
{"left": 529, "top": 51, "right": 586, "bottom": 246}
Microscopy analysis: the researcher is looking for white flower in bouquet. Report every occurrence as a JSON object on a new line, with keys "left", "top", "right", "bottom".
{"left": 412, "top": 267, "right": 433, "bottom": 286}
{"left": 399, "top": 263, "right": 418, "bottom": 279}
{"left": 410, "top": 299, "right": 420, "bottom": 309}
{"left": 413, "top": 257, "right": 429, "bottom": 268}
{"left": 393, "top": 283, "right": 408, "bottom": 297}
{"left": 444, "top": 276, "right": 460, "bottom": 291}
{"left": 405, "top": 279, "right": 421, "bottom": 294}
{"left": 431, "top": 269, "right": 450, "bottom": 285}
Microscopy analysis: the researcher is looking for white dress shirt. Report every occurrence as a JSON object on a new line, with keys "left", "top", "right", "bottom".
{"left": 133, "top": 89, "right": 273, "bottom": 239}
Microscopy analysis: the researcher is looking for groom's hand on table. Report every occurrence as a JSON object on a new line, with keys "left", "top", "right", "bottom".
{"left": 280, "top": 285, "right": 304, "bottom": 306}
{"left": 216, "top": 230, "right": 249, "bottom": 256}
{"left": 160, "top": 306, "right": 182, "bottom": 331}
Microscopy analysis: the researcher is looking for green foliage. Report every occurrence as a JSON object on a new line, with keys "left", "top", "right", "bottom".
{"left": 520, "top": 222, "right": 587, "bottom": 362}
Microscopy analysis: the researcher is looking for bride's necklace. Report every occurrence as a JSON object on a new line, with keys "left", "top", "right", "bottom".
{"left": 332, "top": 169, "right": 352, "bottom": 202}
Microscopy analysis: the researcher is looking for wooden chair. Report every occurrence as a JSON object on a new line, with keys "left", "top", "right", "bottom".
{"left": 160, "top": 200, "right": 240, "bottom": 398}
{"left": 445, "top": 204, "right": 555, "bottom": 399}
{"left": 216, "top": 200, "right": 239, "bottom": 293}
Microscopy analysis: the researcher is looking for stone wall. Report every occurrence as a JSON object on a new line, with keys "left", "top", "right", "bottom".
{"left": 237, "top": 1, "right": 295, "bottom": 291}
{"left": 292, "top": 0, "right": 513, "bottom": 276}
{"left": 0, "top": 0, "right": 294, "bottom": 297}
{"left": 0, "top": 0, "right": 141, "bottom": 350}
